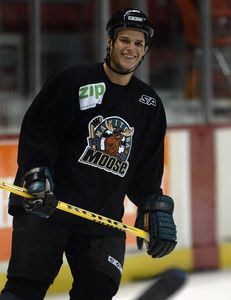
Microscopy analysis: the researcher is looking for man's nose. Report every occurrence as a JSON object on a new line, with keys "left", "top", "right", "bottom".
{"left": 126, "top": 42, "right": 136, "bottom": 50}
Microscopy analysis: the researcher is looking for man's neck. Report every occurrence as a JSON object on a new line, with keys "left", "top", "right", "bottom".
{"left": 103, "top": 63, "right": 133, "bottom": 86}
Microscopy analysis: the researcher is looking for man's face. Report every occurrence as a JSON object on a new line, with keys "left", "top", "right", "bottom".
{"left": 108, "top": 29, "right": 147, "bottom": 74}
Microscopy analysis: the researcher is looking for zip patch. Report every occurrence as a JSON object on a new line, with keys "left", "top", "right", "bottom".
{"left": 79, "top": 82, "right": 106, "bottom": 110}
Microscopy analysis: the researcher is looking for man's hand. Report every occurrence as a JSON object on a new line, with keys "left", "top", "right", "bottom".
{"left": 135, "top": 195, "right": 177, "bottom": 258}
{"left": 22, "top": 167, "right": 58, "bottom": 218}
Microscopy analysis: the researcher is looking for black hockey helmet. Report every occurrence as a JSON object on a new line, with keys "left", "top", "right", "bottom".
{"left": 106, "top": 8, "right": 154, "bottom": 47}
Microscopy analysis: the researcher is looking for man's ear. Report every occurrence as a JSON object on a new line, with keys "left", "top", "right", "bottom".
{"left": 144, "top": 45, "right": 149, "bottom": 55}
{"left": 107, "top": 38, "right": 114, "bottom": 56}
{"left": 107, "top": 38, "right": 113, "bottom": 49}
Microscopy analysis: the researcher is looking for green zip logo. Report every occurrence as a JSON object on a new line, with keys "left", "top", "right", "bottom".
{"left": 79, "top": 82, "right": 106, "bottom": 110}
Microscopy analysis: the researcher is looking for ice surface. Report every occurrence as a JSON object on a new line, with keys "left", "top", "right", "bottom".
{"left": 46, "top": 269, "right": 231, "bottom": 300}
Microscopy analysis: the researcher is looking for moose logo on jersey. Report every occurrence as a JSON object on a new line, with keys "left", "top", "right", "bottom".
{"left": 78, "top": 116, "right": 134, "bottom": 177}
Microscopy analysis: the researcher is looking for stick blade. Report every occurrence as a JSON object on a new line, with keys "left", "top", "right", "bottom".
{"left": 136, "top": 268, "right": 187, "bottom": 300}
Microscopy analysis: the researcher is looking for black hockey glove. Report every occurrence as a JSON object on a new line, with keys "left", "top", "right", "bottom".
{"left": 22, "top": 167, "right": 58, "bottom": 218}
{"left": 135, "top": 195, "right": 177, "bottom": 258}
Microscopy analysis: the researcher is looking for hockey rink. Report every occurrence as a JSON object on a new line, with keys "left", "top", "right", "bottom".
{"left": 47, "top": 268, "right": 231, "bottom": 300}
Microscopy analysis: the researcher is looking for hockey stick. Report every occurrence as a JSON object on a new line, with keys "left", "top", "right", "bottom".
{"left": 0, "top": 180, "right": 149, "bottom": 241}
{"left": 135, "top": 268, "right": 187, "bottom": 300}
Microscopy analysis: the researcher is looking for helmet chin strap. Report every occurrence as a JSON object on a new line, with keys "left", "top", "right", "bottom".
{"left": 104, "top": 44, "right": 145, "bottom": 76}
{"left": 105, "top": 55, "right": 144, "bottom": 75}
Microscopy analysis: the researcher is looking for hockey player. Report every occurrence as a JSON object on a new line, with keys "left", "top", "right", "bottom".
{"left": 0, "top": 8, "right": 177, "bottom": 300}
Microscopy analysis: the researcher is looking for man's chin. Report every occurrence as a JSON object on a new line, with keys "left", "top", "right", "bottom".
{"left": 121, "top": 61, "right": 137, "bottom": 70}
{"left": 113, "top": 63, "right": 137, "bottom": 74}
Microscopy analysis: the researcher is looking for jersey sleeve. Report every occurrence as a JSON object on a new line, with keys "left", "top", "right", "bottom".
{"left": 17, "top": 69, "right": 77, "bottom": 174}
{"left": 127, "top": 99, "right": 166, "bottom": 206}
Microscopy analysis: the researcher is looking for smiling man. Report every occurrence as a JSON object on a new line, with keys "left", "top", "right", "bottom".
{"left": 0, "top": 8, "right": 177, "bottom": 300}
{"left": 104, "top": 29, "right": 147, "bottom": 84}
{"left": 104, "top": 8, "right": 153, "bottom": 82}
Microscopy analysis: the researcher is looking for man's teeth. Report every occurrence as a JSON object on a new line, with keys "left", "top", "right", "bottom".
{"left": 123, "top": 54, "right": 135, "bottom": 58}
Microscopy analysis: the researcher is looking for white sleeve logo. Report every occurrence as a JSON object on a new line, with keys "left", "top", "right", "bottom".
{"left": 139, "top": 95, "right": 157, "bottom": 106}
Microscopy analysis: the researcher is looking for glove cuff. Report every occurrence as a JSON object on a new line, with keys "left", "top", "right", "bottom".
{"left": 22, "top": 167, "right": 54, "bottom": 199}
{"left": 139, "top": 195, "right": 174, "bottom": 214}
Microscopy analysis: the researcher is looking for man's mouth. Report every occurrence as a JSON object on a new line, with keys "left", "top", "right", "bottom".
{"left": 122, "top": 53, "right": 137, "bottom": 60}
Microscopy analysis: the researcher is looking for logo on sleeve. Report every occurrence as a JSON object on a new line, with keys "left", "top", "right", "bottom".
{"left": 79, "top": 82, "right": 106, "bottom": 110}
{"left": 139, "top": 95, "right": 157, "bottom": 106}
{"left": 78, "top": 116, "right": 134, "bottom": 177}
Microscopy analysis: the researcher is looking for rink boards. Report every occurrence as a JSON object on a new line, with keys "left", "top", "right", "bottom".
{"left": 0, "top": 125, "right": 231, "bottom": 293}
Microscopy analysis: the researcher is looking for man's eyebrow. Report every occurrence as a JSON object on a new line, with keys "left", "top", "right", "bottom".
{"left": 119, "top": 35, "right": 145, "bottom": 43}
{"left": 136, "top": 39, "right": 145, "bottom": 43}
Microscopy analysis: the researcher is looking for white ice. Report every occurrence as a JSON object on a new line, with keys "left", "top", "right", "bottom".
{"left": 47, "top": 268, "right": 231, "bottom": 300}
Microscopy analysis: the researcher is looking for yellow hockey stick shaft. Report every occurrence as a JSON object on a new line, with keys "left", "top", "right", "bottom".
{"left": 0, "top": 180, "right": 149, "bottom": 241}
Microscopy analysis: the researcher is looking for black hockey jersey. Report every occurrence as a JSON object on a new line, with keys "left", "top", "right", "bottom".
{"left": 9, "top": 63, "right": 166, "bottom": 237}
